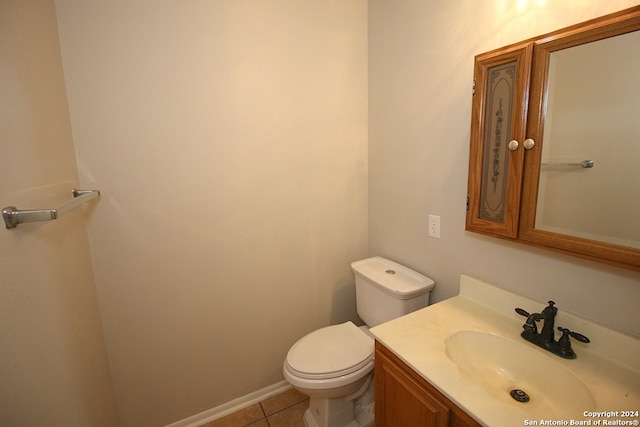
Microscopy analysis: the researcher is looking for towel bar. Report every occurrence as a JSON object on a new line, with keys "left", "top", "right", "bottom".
{"left": 541, "top": 160, "right": 594, "bottom": 168}
{"left": 2, "top": 189, "right": 100, "bottom": 229}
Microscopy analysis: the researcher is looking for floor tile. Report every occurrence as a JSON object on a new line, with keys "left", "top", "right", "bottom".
{"left": 267, "top": 400, "right": 308, "bottom": 427}
{"left": 261, "top": 388, "right": 309, "bottom": 416}
{"left": 199, "top": 403, "right": 264, "bottom": 427}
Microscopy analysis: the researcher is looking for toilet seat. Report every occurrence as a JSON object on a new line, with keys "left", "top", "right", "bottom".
{"left": 285, "top": 321, "right": 374, "bottom": 380}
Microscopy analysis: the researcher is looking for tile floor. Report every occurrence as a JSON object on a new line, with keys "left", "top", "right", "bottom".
{"left": 198, "top": 388, "right": 309, "bottom": 427}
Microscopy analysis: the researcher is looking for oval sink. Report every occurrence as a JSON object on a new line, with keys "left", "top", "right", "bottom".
{"left": 444, "top": 330, "right": 595, "bottom": 417}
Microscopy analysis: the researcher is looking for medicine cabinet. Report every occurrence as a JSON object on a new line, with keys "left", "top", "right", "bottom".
{"left": 466, "top": 6, "right": 640, "bottom": 272}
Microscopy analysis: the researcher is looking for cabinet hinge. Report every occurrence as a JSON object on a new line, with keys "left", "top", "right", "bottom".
{"left": 466, "top": 195, "right": 470, "bottom": 211}
{"left": 472, "top": 79, "right": 476, "bottom": 97}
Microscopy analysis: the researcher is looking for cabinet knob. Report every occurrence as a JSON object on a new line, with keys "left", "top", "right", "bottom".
{"left": 523, "top": 138, "right": 535, "bottom": 149}
{"left": 508, "top": 140, "right": 519, "bottom": 151}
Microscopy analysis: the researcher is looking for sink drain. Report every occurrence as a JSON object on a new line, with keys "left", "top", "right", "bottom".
{"left": 510, "top": 389, "right": 530, "bottom": 403}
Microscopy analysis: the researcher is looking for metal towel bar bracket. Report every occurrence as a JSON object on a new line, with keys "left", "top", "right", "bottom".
{"left": 2, "top": 189, "right": 100, "bottom": 229}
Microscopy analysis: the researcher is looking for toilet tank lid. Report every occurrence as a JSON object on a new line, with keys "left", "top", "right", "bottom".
{"left": 351, "top": 256, "right": 435, "bottom": 299}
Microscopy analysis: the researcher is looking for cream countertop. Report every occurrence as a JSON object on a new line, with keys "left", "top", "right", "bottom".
{"left": 370, "top": 275, "right": 640, "bottom": 427}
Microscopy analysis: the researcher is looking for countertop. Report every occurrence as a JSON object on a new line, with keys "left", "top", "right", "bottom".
{"left": 370, "top": 274, "right": 640, "bottom": 427}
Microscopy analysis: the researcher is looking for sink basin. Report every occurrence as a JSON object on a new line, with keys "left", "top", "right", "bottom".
{"left": 445, "top": 330, "right": 595, "bottom": 417}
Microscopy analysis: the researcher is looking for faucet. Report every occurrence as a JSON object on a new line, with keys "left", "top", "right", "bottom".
{"left": 514, "top": 301, "right": 589, "bottom": 359}
{"left": 539, "top": 300, "right": 557, "bottom": 341}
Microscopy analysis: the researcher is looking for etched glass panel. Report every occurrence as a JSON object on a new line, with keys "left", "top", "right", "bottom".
{"left": 479, "top": 62, "right": 516, "bottom": 223}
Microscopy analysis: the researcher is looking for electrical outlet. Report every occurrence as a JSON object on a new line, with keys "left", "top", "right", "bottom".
{"left": 428, "top": 215, "right": 441, "bottom": 238}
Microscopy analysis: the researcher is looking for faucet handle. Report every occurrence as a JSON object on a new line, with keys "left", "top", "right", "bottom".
{"left": 515, "top": 301, "right": 555, "bottom": 317}
{"left": 558, "top": 328, "right": 591, "bottom": 343}
{"left": 556, "top": 327, "right": 589, "bottom": 359}
{"left": 515, "top": 308, "right": 542, "bottom": 333}
{"left": 557, "top": 327, "right": 590, "bottom": 343}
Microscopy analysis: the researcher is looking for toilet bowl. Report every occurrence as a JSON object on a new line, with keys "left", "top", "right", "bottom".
{"left": 283, "top": 257, "right": 435, "bottom": 427}
{"left": 283, "top": 321, "right": 375, "bottom": 427}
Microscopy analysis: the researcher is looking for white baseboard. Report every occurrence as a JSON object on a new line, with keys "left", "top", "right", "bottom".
{"left": 165, "top": 380, "right": 292, "bottom": 427}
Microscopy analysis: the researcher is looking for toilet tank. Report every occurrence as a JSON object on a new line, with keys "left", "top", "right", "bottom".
{"left": 351, "top": 257, "right": 435, "bottom": 327}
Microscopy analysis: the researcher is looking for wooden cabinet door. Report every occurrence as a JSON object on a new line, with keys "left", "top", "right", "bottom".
{"left": 518, "top": 11, "right": 640, "bottom": 270}
{"left": 375, "top": 344, "right": 449, "bottom": 427}
{"left": 466, "top": 42, "right": 533, "bottom": 239}
{"left": 375, "top": 342, "right": 482, "bottom": 427}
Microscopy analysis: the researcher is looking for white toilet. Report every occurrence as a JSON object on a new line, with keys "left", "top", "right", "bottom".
{"left": 283, "top": 256, "right": 435, "bottom": 427}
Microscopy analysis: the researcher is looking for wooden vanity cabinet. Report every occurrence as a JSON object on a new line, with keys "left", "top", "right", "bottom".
{"left": 375, "top": 341, "right": 481, "bottom": 427}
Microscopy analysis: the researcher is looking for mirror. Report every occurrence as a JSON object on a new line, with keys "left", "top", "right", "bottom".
{"left": 468, "top": 6, "right": 640, "bottom": 271}
{"left": 535, "top": 30, "right": 640, "bottom": 249}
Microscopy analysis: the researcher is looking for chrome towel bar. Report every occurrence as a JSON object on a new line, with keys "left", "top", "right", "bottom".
{"left": 541, "top": 160, "right": 594, "bottom": 168}
{"left": 2, "top": 189, "right": 100, "bottom": 229}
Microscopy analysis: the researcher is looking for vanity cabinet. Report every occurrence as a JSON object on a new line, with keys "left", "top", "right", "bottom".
{"left": 466, "top": 6, "right": 640, "bottom": 271}
{"left": 374, "top": 341, "right": 481, "bottom": 427}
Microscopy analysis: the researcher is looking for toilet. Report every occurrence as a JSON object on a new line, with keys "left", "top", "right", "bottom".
{"left": 283, "top": 256, "right": 435, "bottom": 427}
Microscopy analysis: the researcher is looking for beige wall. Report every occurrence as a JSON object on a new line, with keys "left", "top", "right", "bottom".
{"left": 54, "top": 1, "right": 368, "bottom": 425}
{"left": 0, "top": 1, "right": 118, "bottom": 425}
{"left": 368, "top": 0, "right": 640, "bottom": 337}
{"left": 9, "top": 1, "right": 638, "bottom": 426}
